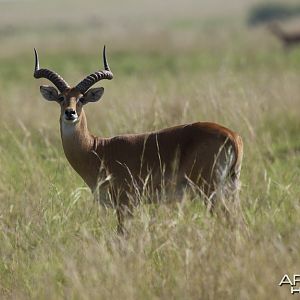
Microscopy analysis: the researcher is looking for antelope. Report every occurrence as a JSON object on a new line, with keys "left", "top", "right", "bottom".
{"left": 33, "top": 46, "right": 243, "bottom": 232}
{"left": 268, "top": 22, "right": 300, "bottom": 49}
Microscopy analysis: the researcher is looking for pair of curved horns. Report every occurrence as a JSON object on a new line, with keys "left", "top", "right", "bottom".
{"left": 33, "top": 46, "right": 113, "bottom": 94}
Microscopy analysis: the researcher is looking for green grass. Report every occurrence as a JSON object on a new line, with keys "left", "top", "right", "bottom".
{"left": 1, "top": 1, "right": 300, "bottom": 298}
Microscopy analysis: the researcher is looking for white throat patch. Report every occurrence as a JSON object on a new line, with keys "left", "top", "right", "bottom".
{"left": 61, "top": 121, "right": 77, "bottom": 137}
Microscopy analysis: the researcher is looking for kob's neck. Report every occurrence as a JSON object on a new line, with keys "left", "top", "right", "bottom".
{"left": 60, "top": 109, "right": 98, "bottom": 188}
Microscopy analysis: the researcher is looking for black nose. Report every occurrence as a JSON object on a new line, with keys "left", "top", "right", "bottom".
{"left": 65, "top": 108, "right": 76, "bottom": 119}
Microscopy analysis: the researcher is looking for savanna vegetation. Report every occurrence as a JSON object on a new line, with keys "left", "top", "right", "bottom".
{"left": 0, "top": 0, "right": 300, "bottom": 299}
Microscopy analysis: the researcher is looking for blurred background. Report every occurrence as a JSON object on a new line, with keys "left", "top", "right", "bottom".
{"left": 0, "top": 0, "right": 271, "bottom": 56}
{"left": 1, "top": 0, "right": 300, "bottom": 56}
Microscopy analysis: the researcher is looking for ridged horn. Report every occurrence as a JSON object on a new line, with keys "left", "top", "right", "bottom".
{"left": 33, "top": 48, "right": 70, "bottom": 93}
{"left": 75, "top": 46, "right": 113, "bottom": 94}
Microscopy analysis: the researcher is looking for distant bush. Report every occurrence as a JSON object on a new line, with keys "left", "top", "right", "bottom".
{"left": 248, "top": 3, "right": 300, "bottom": 26}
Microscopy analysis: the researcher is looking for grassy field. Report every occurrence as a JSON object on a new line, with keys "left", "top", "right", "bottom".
{"left": 1, "top": 0, "right": 300, "bottom": 299}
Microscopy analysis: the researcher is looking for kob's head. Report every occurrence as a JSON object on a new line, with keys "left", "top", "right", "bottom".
{"left": 34, "top": 46, "right": 113, "bottom": 124}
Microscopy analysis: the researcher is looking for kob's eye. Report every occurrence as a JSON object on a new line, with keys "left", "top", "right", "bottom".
{"left": 58, "top": 96, "right": 65, "bottom": 102}
{"left": 78, "top": 97, "right": 85, "bottom": 103}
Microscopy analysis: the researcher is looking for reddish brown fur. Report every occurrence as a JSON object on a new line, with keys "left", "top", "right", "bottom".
{"left": 56, "top": 88, "right": 243, "bottom": 231}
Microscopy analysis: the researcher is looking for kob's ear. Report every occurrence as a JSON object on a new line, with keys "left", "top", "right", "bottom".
{"left": 81, "top": 87, "right": 104, "bottom": 104}
{"left": 40, "top": 85, "right": 59, "bottom": 102}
